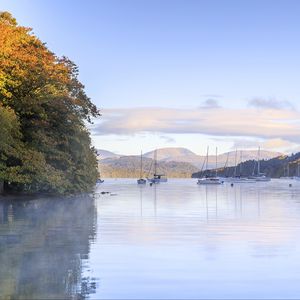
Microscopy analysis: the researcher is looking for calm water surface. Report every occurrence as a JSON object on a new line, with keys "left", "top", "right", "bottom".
{"left": 1, "top": 179, "right": 300, "bottom": 299}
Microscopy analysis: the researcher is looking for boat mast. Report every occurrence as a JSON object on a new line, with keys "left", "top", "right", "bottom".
{"left": 223, "top": 151, "right": 230, "bottom": 177}
{"left": 234, "top": 149, "right": 238, "bottom": 177}
{"left": 140, "top": 150, "right": 143, "bottom": 178}
{"left": 257, "top": 146, "right": 261, "bottom": 175}
{"left": 240, "top": 150, "right": 243, "bottom": 176}
{"left": 206, "top": 146, "right": 209, "bottom": 176}
{"left": 215, "top": 147, "right": 218, "bottom": 177}
{"left": 154, "top": 149, "right": 157, "bottom": 175}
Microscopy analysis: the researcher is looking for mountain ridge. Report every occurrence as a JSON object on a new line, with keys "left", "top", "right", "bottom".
{"left": 97, "top": 147, "right": 283, "bottom": 169}
{"left": 97, "top": 147, "right": 283, "bottom": 178}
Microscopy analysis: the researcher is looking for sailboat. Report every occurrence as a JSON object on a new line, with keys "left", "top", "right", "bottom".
{"left": 293, "top": 162, "right": 300, "bottom": 181}
{"left": 248, "top": 147, "right": 271, "bottom": 182}
{"left": 197, "top": 147, "right": 224, "bottom": 185}
{"left": 229, "top": 150, "right": 255, "bottom": 183}
{"left": 280, "top": 158, "right": 293, "bottom": 180}
{"left": 147, "top": 149, "right": 168, "bottom": 183}
{"left": 137, "top": 151, "right": 146, "bottom": 184}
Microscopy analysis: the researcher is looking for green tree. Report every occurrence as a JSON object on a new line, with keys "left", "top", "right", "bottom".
{"left": 0, "top": 12, "right": 100, "bottom": 194}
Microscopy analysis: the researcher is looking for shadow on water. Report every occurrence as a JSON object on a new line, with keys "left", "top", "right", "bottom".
{"left": 0, "top": 194, "right": 97, "bottom": 299}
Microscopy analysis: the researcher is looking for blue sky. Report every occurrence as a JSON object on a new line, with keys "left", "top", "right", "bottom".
{"left": 1, "top": 0, "right": 300, "bottom": 154}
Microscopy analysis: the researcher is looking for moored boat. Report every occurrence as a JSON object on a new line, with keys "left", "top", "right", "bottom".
{"left": 248, "top": 174, "right": 271, "bottom": 182}
{"left": 197, "top": 177, "right": 224, "bottom": 185}
{"left": 137, "top": 178, "right": 147, "bottom": 184}
{"left": 228, "top": 176, "right": 256, "bottom": 183}
{"left": 248, "top": 147, "right": 271, "bottom": 182}
{"left": 137, "top": 151, "right": 147, "bottom": 184}
{"left": 197, "top": 147, "right": 223, "bottom": 185}
{"left": 147, "top": 149, "right": 168, "bottom": 183}
{"left": 147, "top": 174, "right": 168, "bottom": 184}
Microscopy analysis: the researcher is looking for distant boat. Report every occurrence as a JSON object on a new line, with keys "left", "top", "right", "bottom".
{"left": 248, "top": 147, "right": 271, "bottom": 182}
{"left": 229, "top": 177, "right": 256, "bottom": 183}
{"left": 137, "top": 178, "right": 147, "bottom": 184}
{"left": 197, "top": 147, "right": 224, "bottom": 185}
{"left": 293, "top": 162, "right": 300, "bottom": 180}
{"left": 228, "top": 150, "right": 255, "bottom": 183}
{"left": 280, "top": 160, "right": 293, "bottom": 180}
{"left": 137, "top": 151, "right": 146, "bottom": 184}
{"left": 197, "top": 177, "right": 224, "bottom": 185}
{"left": 147, "top": 149, "right": 168, "bottom": 183}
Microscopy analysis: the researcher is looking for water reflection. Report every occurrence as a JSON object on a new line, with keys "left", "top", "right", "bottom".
{"left": 0, "top": 195, "right": 97, "bottom": 299}
{"left": 2, "top": 180, "right": 300, "bottom": 299}
{"left": 92, "top": 179, "right": 300, "bottom": 299}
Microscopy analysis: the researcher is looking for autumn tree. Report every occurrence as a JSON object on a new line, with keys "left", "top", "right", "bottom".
{"left": 0, "top": 12, "right": 100, "bottom": 194}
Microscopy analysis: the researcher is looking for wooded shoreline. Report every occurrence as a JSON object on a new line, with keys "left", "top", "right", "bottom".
{"left": 0, "top": 12, "right": 100, "bottom": 195}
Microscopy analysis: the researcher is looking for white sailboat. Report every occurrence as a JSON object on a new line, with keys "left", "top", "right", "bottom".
{"left": 248, "top": 147, "right": 271, "bottom": 182}
{"left": 137, "top": 151, "right": 146, "bottom": 184}
{"left": 147, "top": 149, "right": 168, "bottom": 183}
{"left": 197, "top": 147, "right": 224, "bottom": 185}
{"left": 228, "top": 150, "right": 255, "bottom": 183}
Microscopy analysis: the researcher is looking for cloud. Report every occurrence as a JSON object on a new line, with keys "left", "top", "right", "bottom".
{"left": 231, "top": 138, "right": 296, "bottom": 151}
{"left": 160, "top": 135, "right": 176, "bottom": 143}
{"left": 262, "top": 138, "right": 295, "bottom": 149}
{"left": 248, "top": 98, "right": 294, "bottom": 110}
{"left": 231, "top": 139, "right": 261, "bottom": 149}
{"left": 91, "top": 106, "right": 300, "bottom": 145}
{"left": 199, "top": 99, "right": 220, "bottom": 109}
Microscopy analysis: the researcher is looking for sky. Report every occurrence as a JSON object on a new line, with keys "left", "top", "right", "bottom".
{"left": 1, "top": 0, "right": 300, "bottom": 155}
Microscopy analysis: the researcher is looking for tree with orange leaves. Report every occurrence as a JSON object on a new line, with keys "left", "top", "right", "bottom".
{"left": 0, "top": 12, "right": 100, "bottom": 194}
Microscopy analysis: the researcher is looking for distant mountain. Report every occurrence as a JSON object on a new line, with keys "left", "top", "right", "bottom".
{"left": 96, "top": 149, "right": 120, "bottom": 159}
{"left": 144, "top": 147, "right": 198, "bottom": 161}
{"left": 143, "top": 147, "right": 282, "bottom": 169}
{"left": 99, "top": 156, "right": 199, "bottom": 178}
{"left": 97, "top": 147, "right": 283, "bottom": 178}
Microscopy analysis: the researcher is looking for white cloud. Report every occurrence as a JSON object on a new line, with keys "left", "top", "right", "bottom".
{"left": 160, "top": 135, "right": 176, "bottom": 143}
{"left": 92, "top": 106, "right": 300, "bottom": 146}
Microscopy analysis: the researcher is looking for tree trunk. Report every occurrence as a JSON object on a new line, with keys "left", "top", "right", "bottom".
{"left": 0, "top": 180, "right": 3, "bottom": 194}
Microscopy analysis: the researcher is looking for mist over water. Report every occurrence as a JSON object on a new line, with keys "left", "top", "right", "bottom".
{"left": 1, "top": 179, "right": 300, "bottom": 299}
{"left": 0, "top": 195, "right": 97, "bottom": 299}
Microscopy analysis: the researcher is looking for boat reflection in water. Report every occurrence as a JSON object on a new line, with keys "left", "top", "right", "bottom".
{"left": 0, "top": 195, "right": 97, "bottom": 299}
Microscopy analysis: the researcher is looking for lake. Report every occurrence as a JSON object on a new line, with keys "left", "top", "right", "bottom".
{"left": 1, "top": 179, "right": 300, "bottom": 299}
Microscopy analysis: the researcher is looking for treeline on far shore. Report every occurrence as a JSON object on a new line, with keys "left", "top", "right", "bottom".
{"left": 0, "top": 12, "right": 100, "bottom": 194}
{"left": 192, "top": 153, "right": 300, "bottom": 178}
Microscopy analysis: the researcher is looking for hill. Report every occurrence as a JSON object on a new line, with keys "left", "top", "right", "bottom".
{"left": 97, "top": 147, "right": 283, "bottom": 178}
{"left": 99, "top": 156, "right": 199, "bottom": 178}
{"left": 99, "top": 147, "right": 282, "bottom": 168}
{"left": 144, "top": 147, "right": 198, "bottom": 161}
{"left": 96, "top": 149, "right": 120, "bottom": 159}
